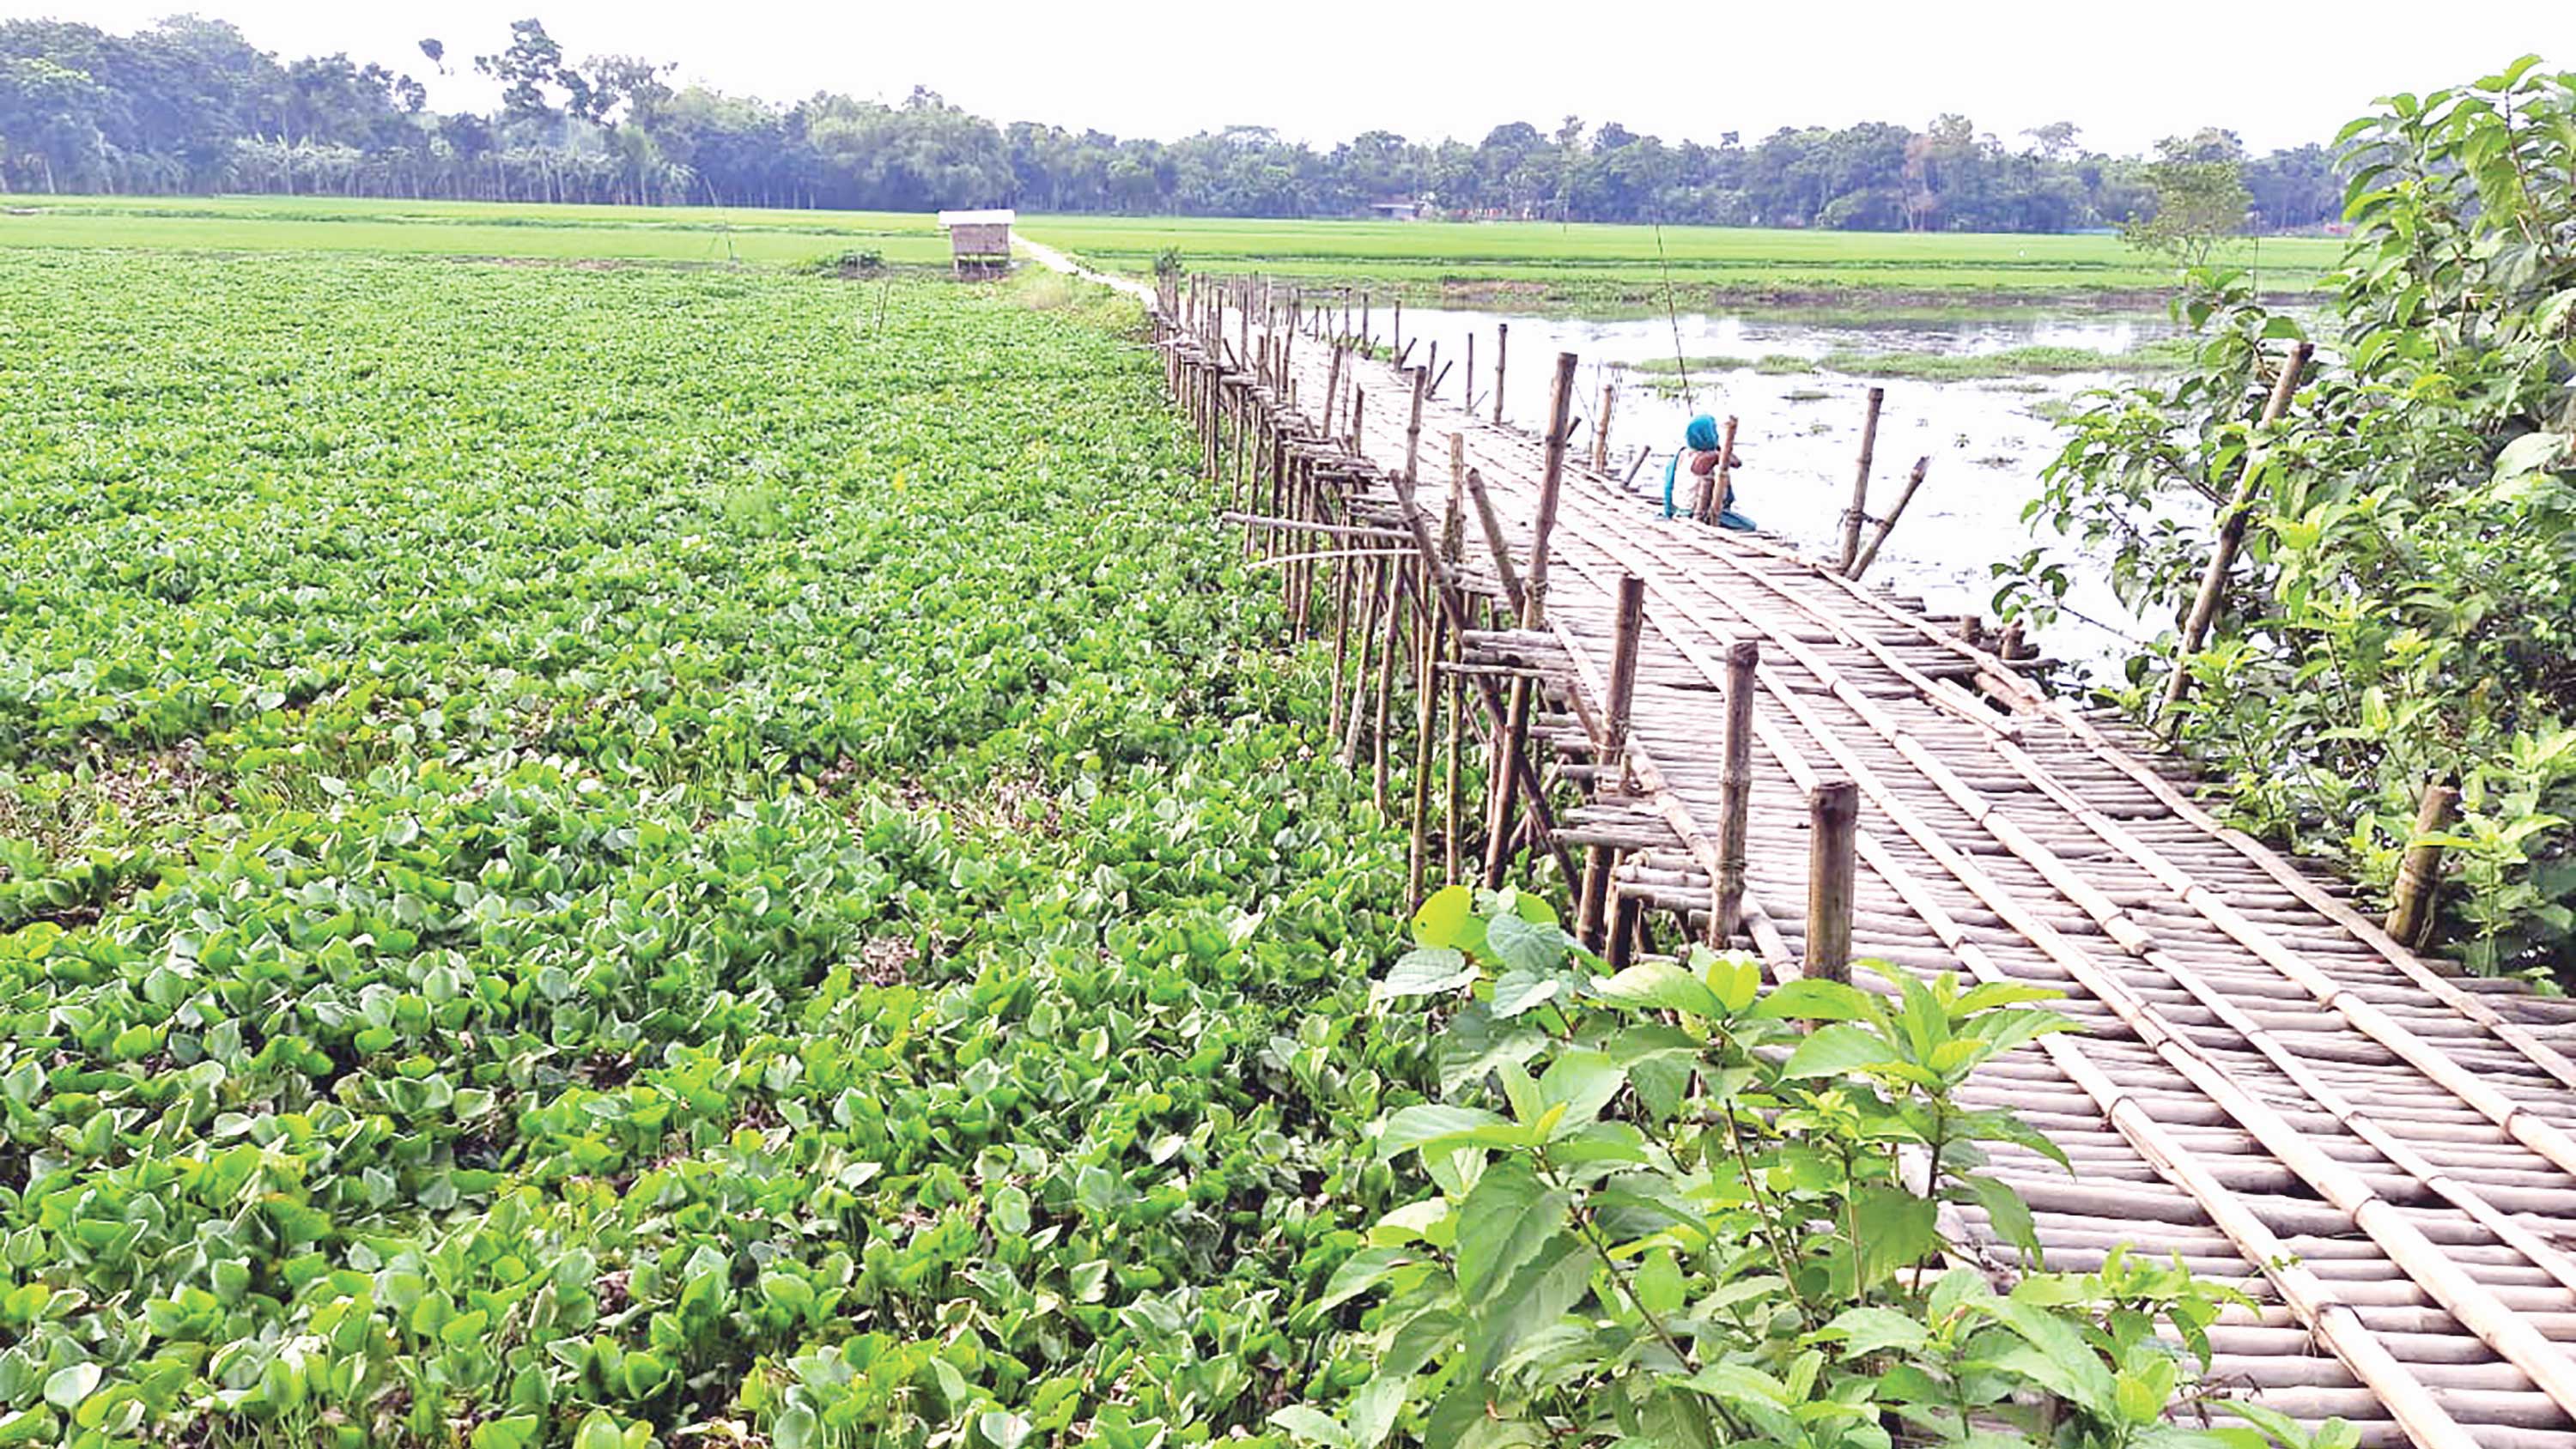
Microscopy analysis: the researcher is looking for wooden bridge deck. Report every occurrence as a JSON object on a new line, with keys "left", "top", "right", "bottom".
{"left": 1134, "top": 269, "right": 2576, "bottom": 1449}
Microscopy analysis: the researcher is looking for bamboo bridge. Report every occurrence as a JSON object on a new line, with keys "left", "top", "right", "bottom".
{"left": 1109, "top": 257, "right": 2576, "bottom": 1449}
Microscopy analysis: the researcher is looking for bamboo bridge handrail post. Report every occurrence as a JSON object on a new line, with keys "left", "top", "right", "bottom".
{"left": 1492, "top": 322, "right": 1508, "bottom": 425}
{"left": 1520, "top": 353, "right": 1580, "bottom": 629}
{"left": 1577, "top": 574, "right": 1647, "bottom": 949}
{"left": 1837, "top": 387, "right": 1884, "bottom": 573}
{"left": 1805, "top": 780, "right": 1858, "bottom": 985}
{"left": 1592, "top": 381, "right": 1616, "bottom": 472}
{"left": 1711, "top": 640, "right": 1759, "bottom": 949}
{"left": 2385, "top": 780, "right": 2460, "bottom": 949}
{"left": 2160, "top": 340, "right": 2315, "bottom": 721}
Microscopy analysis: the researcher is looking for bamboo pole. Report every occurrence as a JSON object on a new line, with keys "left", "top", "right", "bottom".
{"left": 1711, "top": 640, "right": 1759, "bottom": 949}
{"left": 1847, "top": 456, "right": 1932, "bottom": 580}
{"left": 1371, "top": 567, "right": 1405, "bottom": 811}
{"left": 1591, "top": 382, "right": 1616, "bottom": 472}
{"left": 1492, "top": 323, "right": 1508, "bottom": 425}
{"left": 1443, "top": 628, "right": 1463, "bottom": 882}
{"left": 1520, "top": 354, "right": 1580, "bottom": 629}
{"left": 1804, "top": 780, "right": 1857, "bottom": 985}
{"left": 1443, "top": 433, "right": 1467, "bottom": 563}
{"left": 1693, "top": 415, "right": 1741, "bottom": 524}
{"left": 1322, "top": 343, "right": 1344, "bottom": 440}
{"left": 2385, "top": 781, "right": 2460, "bottom": 949}
{"left": 1463, "top": 333, "right": 1476, "bottom": 416}
{"left": 1409, "top": 567, "right": 1440, "bottom": 900}
{"left": 1838, "top": 387, "right": 1884, "bottom": 573}
{"left": 1463, "top": 469, "right": 1526, "bottom": 618}
{"left": 1578, "top": 575, "right": 1647, "bottom": 949}
{"left": 2161, "top": 341, "right": 2315, "bottom": 718}
{"left": 1341, "top": 557, "right": 1388, "bottom": 767}
{"left": 1392, "top": 297, "right": 1402, "bottom": 355}
{"left": 1403, "top": 367, "right": 1427, "bottom": 489}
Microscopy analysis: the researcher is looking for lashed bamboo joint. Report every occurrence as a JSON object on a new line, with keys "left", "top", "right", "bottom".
{"left": 1138, "top": 267, "right": 2576, "bottom": 1449}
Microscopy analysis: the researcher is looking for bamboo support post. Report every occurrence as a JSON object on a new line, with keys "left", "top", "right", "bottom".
{"left": 2161, "top": 341, "right": 2316, "bottom": 718}
{"left": 1711, "top": 640, "right": 1759, "bottom": 949}
{"left": 1443, "top": 628, "right": 1464, "bottom": 882}
{"left": 1520, "top": 354, "right": 1580, "bottom": 628}
{"left": 1392, "top": 298, "right": 1401, "bottom": 355}
{"left": 1591, "top": 382, "right": 1615, "bottom": 472}
{"left": 1804, "top": 779, "right": 1858, "bottom": 985}
{"left": 1463, "top": 333, "right": 1476, "bottom": 415}
{"left": 1322, "top": 343, "right": 1344, "bottom": 440}
{"left": 1442, "top": 433, "right": 1467, "bottom": 563}
{"left": 1577, "top": 575, "right": 1647, "bottom": 949}
{"left": 1847, "top": 456, "right": 1932, "bottom": 581}
{"left": 2385, "top": 782, "right": 2460, "bottom": 949}
{"left": 1403, "top": 367, "right": 1426, "bottom": 488}
{"left": 1371, "top": 568, "right": 1405, "bottom": 811}
{"left": 1492, "top": 323, "right": 1508, "bottom": 425}
{"left": 1341, "top": 557, "right": 1388, "bottom": 767}
{"left": 1838, "top": 387, "right": 1884, "bottom": 574}
{"left": 1409, "top": 565, "right": 1440, "bottom": 902}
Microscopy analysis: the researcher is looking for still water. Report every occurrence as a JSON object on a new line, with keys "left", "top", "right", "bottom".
{"left": 1383, "top": 306, "right": 2174, "bottom": 674}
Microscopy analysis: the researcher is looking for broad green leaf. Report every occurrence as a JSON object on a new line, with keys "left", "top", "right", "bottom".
{"left": 1754, "top": 977, "right": 1879, "bottom": 1022}
{"left": 1268, "top": 1405, "right": 1356, "bottom": 1448}
{"left": 1488, "top": 967, "right": 1564, "bottom": 1019}
{"left": 1780, "top": 1022, "right": 1893, "bottom": 1078}
{"left": 1411, "top": 885, "right": 1476, "bottom": 949}
{"left": 1455, "top": 1158, "right": 1571, "bottom": 1306}
{"left": 1819, "top": 1305, "right": 1929, "bottom": 1355}
{"left": 1376, "top": 1104, "right": 1521, "bottom": 1160}
{"left": 1591, "top": 961, "right": 1727, "bottom": 1018}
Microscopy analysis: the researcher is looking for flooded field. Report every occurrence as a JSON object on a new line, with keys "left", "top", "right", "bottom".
{"left": 1389, "top": 306, "right": 2178, "bottom": 674}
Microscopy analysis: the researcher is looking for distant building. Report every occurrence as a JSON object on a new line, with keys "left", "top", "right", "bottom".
{"left": 938, "top": 209, "right": 1015, "bottom": 278}
{"left": 1368, "top": 200, "right": 1422, "bottom": 221}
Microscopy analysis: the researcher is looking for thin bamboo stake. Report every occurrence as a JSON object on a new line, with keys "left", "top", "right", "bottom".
{"left": 1327, "top": 543, "right": 1354, "bottom": 738}
{"left": 1838, "top": 386, "right": 1884, "bottom": 573}
{"left": 1492, "top": 322, "right": 1508, "bottom": 426}
{"left": 1341, "top": 557, "right": 1388, "bottom": 767}
{"left": 2162, "top": 341, "right": 2315, "bottom": 718}
{"left": 1409, "top": 565, "right": 1439, "bottom": 900}
{"left": 1847, "top": 456, "right": 1932, "bottom": 581}
{"left": 1711, "top": 640, "right": 1759, "bottom": 949}
{"left": 1371, "top": 567, "right": 1405, "bottom": 812}
{"left": 2385, "top": 781, "right": 2460, "bottom": 949}
{"left": 1322, "top": 343, "right": 1344, "bottom": 440}
{"left": 1443, "top": 627, "right": 1463, "bottom": 882}
{"left": 1464, "top": 332, "right": 1476, "bottom": 416}
{"left": 1591, "top": 382, "right": 1615, "bottom": 472}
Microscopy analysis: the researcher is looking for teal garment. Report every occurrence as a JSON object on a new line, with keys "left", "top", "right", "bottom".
{"left": 1663, "top": 414, "right": 1731, "bottom": 520}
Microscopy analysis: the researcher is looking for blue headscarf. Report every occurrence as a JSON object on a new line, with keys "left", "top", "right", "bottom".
{"left": 1663, "top": 415, "right": 1722, "bottom": 518}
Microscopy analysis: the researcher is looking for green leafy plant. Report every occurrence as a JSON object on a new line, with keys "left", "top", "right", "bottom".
{"left": 1276, "top": 885, "right": 2330, "bottom": 1449}
{"left": 2011, "top": 58, "right": 2576, "bottom": 977}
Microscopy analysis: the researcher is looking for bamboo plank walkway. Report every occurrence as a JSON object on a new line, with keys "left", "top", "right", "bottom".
{"left": 1118, "top": 263, "right": 2576, "bottom": 1449}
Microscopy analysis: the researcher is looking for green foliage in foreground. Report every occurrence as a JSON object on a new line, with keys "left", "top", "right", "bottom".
{"left": 2008, "top": 58, "right": 2576, "bottom": 977}
{"left": 1274, "top": 887, "right": 2328, "bottom": 1449}
{"left": 0, "top": 252, "right": 1420, "bottom": 1445}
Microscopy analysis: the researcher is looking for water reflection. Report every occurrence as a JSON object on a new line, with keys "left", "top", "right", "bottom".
{"left": 1376, "top": 306, "right": 2168, "bottom": 674}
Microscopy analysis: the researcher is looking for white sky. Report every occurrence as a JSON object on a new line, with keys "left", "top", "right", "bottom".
{"left": 12, "top": 0, "right": 2568, "bottom": 155}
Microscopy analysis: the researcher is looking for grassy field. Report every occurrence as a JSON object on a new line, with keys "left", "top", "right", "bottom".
{"left": 1021, "top": 215, "right": 2345, "bottom": 311}
{"left": 2, "top": 196, "right": 2343, "bottom": 312}
{"left": 0, "top": 194, "right": 951, "bottom": 265}
{"left": 0, "top": 246, "right": 1421, "bottom": 1444}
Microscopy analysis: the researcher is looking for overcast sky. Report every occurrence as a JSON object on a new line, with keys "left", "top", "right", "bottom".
{"left": 12, "top": 0, "right": 2568, "bottom": 155}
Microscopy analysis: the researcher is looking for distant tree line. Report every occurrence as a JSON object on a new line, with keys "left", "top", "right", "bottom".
{"left": 0, "top": 15, "right": 2350, "bottom": 232}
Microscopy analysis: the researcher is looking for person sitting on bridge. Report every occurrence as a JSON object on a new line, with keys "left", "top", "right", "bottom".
{"left": 1662, "top": 414, "right": 1753, "bottom": 530}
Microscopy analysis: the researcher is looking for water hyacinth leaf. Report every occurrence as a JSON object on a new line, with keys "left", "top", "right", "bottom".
{"left": 1267, "top": 1405, "right": 1357, "bottom": 1447}
{"left": 1376, "top": 948, "right": 1477, "bottom": 1003}
{"left": 1488, "top": 967, "right": 1564, "bottom": 1019}
{"left": 42, "top": 1365, "right": 100, "bottom": 1411}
